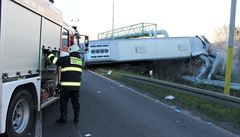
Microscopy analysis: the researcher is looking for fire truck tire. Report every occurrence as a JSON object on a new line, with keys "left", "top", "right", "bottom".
{"left": 6, "top": 89, "right": 35, "bottom": 137}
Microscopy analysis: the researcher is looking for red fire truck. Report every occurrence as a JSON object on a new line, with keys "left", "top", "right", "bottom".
{"left": 0, "top": 0, "right": 88, "bottom": 136}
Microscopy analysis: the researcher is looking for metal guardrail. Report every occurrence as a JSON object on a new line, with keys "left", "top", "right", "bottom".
{"left": 119, "top": 73, "right": 240, "bottom": 109}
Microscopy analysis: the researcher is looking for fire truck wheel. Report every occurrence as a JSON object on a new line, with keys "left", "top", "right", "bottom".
{"left": 6, "top": 89, "right": 35, "bottom": 137}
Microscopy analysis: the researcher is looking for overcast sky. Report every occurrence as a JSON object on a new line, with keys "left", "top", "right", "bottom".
{"left": 54, "top": 0, "right": 240, "bottom": 42}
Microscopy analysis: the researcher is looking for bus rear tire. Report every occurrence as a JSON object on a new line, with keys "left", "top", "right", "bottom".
{"left": 6, "top": 89, "right": 36, "bottom": 137}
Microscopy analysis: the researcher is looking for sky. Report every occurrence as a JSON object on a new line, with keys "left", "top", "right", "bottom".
{"left": 54, "top": 0, "right": 240, "bottom": 42}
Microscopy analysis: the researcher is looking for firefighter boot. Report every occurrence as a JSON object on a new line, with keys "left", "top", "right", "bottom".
{"left": 56, "top": 113, "right": 67, "bottom": 123}
{"left": 73, "top": 113, "right": 79, "bottom": 123}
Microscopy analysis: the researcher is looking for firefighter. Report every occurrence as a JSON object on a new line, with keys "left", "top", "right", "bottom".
{"left": 48, "top": 44, "right": 82, "bottom": 123}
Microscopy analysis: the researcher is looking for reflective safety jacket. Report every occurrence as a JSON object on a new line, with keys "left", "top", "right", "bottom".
{"left": 48, "top": 52, "right": 82, "bottom": 91}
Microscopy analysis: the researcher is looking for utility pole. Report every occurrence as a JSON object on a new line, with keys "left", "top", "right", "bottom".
{"left": 112, "top": 0, "right": 115, "bottom": 39}
{"left": 224, "top": 0, "right": 237, "bottom": 95}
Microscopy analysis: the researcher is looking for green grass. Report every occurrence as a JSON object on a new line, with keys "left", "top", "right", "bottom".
{"left": 95, "top": 68, "right": 240, "bottom": 130}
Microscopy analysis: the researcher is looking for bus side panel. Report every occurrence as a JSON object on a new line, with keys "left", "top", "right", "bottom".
{"left": 0, "top": 77, "right": 40, "bottom": 133}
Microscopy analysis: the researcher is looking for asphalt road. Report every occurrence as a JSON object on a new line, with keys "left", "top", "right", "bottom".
{"left": 43, "top": 70, "right": 238, "bottom": 137}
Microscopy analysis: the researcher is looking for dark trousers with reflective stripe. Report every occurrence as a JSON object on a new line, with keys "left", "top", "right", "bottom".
{"left": 59, "top": 89, "right": 80, "bottom": 116}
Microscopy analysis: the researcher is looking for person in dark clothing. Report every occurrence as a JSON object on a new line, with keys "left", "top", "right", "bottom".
{"left": 48, "top": 44, "right": 82, "bottom": 123}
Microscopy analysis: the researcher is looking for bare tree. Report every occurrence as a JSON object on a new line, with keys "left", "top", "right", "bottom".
{"left": 213, "top": 25, "right": 240, "bottom": 42}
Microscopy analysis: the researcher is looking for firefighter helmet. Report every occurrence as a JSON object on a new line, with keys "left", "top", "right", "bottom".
{"left": 68, "top": 44, "right": 80, "bottom": 53}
